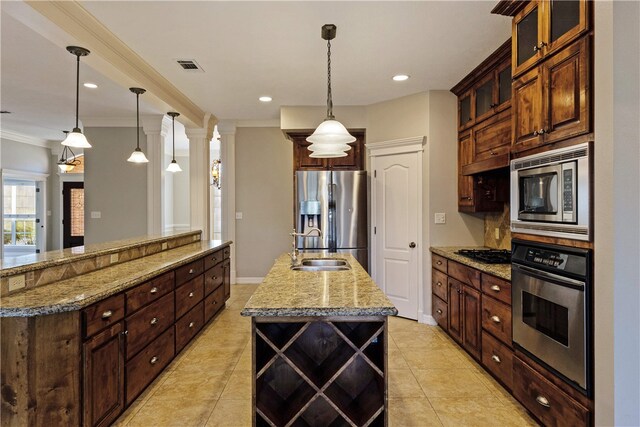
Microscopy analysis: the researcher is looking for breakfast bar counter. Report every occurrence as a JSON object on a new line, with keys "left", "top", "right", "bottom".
{"left": 242, "top": 253, "right": 397, "bottom": 426}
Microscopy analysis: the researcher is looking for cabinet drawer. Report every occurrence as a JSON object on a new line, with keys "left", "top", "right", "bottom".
{"left": 432, "top": 253, "right": 448, "bottom": 273}
{"left": 83, "top": 293, "right": 125, "bottom": 338}
{"left": 481, "top": 296, "right": 512, "bottom": 346}
{"left": 175, "top": 301, "right": 204, "bottom": 354}
{"left": 204, "top": 262, "right": 225, "bottom": 296}
{"left": 448, "top": 260, "right": 481, "bottom": 289}
{"left": 204, "top": 249, "right": 225, "bottom": 271}
{"left": 126, "top": 271, "right": 174, "bottom": 314}
{"left": 204, "top": 285, "right": 225, "bottom": 323}
{"left": 126, "top": 327, "right": 175, "bottom": 406}
{"left": 126, "top": 292, "right": 175, "bottom": 360}
{"left": 432, "top": 295, "right": 448, "bottom": 331}
{"left": 432, "top": 269, "right": 448, "bottom": 302}
{"left": 175, "top": 259, "right": 204, "bottom": 287}
{"left": 481, "top": 331, "right": 513, "bottom": 390}
{"left": 175, "top": 275, "right": 204, "bottom": 319}
{"left": 481, "top": 274, "right": 511, "bottom": 305}
{"left": 223, "top": 246, "right": 231, "bottom": 259}
{"left": 512, "top": 357, "right": 590, "bottom": 427}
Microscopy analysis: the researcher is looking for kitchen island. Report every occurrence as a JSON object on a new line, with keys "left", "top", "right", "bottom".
{"left": 242, "top": 253, "right": 397, "bottom": 427}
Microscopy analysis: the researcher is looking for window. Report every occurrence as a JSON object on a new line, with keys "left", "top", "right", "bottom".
{"left": 3, "top": 182, "right": 37, "bottom": 246}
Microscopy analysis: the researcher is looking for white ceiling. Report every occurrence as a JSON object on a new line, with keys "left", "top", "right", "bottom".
{"left": 1, "top": 1, "right": 511, "bottom": 142}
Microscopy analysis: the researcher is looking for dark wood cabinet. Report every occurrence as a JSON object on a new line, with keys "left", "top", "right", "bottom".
{"left": 223, "top": 259, "right": 231, "bottom": 300}
{"left": 457, "top": 130, "right": 474, "bottom": 210}
{"left": 512, "top": 0, "right": 589, "bottom": 78}
{"left": 447, "top": 278, "right": 463, "bottom": 344}
{"left": 513, "top": 36, "right": 590, "bottom": 153}
{"left": 464, "top": 109, "right": 511, "bottom": 175}
{"left": 462, "top": 285, "right": 482, "bottom": 359}
{"left": 481, "top": 331, "right": 513, "bottom": 390}
{"left": 458, "top": 90, "right": 473, "bottom": 131}
{"left": 286, "top": 130, "right": 366, "bottom": 171}
{"left": 83, "top": 322, "right": 125, "bottom": 427}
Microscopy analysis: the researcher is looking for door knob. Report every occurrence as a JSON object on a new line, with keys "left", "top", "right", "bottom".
{"left": 409, "top": 242, "right": 416, "bottom": 248}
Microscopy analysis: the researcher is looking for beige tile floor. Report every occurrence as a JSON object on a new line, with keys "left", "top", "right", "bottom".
{"left": 114, "top": 284, "right": 538, "bottom": 427}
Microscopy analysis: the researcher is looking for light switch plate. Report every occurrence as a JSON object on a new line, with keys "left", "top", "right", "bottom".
{"left": 91, "top": 211, "right": 101, "bottom": 219}
{"left": 8, "top": 275, "right": 26, "bottom": 292}
{"left": 494, "top": 228, "right": 500, "bottom": 240}
{"left": 235, "top": 212, "right": 243, "bottom": 220}
{"left": 162, "top": 242, "right": 168, "bottom": 250}
{"left": 434, "top": 213, "right": 446, "bottom": 224}
{"left": 110, "top": 254, "right": 119, "bottom": 264}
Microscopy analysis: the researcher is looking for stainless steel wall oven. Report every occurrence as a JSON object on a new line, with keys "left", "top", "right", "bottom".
{"left": 511, "top": 239, "right": 592, "bottom": 396}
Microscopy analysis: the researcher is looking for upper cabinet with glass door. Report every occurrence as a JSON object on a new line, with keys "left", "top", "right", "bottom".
{"left": 512, "top": 0, "right": 589, "bottom": 78}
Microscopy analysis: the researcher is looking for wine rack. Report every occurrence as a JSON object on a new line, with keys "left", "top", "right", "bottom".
{"left": 252, "top": 318, "right": 387, "bottom": 427}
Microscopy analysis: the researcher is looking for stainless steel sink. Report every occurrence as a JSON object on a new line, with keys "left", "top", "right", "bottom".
{"left": 291, "top": 258, "right": 351, "bottom": 271}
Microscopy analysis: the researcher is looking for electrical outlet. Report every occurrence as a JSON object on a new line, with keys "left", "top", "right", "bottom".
{"left": 8, "top": 275, "right": 26, "bottom": 292}
{"left": 110, "top": 253, "right": 119, "bottom": 264}
{"left": 235, "top": 212, "right": 243, "bottom": 220}
{"left": 91, "top": 211, "right": 101, "bottom": 219}
{"left": 162, "top": 242, "right": 168, "bottom": 250}
{"left": 434, "top": 213, "right": 446, "bottom": 224}
{"left": 494, "top": 228, "right": 500, "bottom": 240}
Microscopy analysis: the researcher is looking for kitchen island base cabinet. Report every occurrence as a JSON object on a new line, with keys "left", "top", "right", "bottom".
{"left": 253, "top": 317, "right": 388, "bottom": 427}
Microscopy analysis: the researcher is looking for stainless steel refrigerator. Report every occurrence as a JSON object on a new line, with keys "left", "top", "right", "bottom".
{"left": 295, "top": 170, "right": 368, "bottom": 271}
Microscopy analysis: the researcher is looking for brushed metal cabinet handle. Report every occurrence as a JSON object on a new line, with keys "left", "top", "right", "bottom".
{"left": 536, "top": 395, "right": 550, "bottom": 408}
{"left": 437, "top": 282, "right": 443, "bottom": 287}
{"left": 150, "top": 317, "right": 159, "bottom": 325}
{"left": 150, "top": 287, "right": 158, "bottom": 294}
{"left": 150, "top": 356, "right": 159, "bottom": 365}
{"left": 436, "top": 261, "right": 442, "bottom": 265}
{"left": 189, "top": 322, "right": 195, "bottom": 328}
{"left": 188, "top": 268, "right": 195, "bottom": 274}
{"left": 490, "top": 315, "right": 501, "bottom": 324}
{"left": 102, "top": 310, "right": 113, "bottom": 319}
{"left": 491, "top": 354, "right": 501, "bottom": 364}
{"left": 490, "top": 285, "right": 501, "bottom": 292}
{"left": 436, "top": 309, "right": 443, "bottom": 315}
{"left": 189, "top": 292, "right": 194, "bottom": 298}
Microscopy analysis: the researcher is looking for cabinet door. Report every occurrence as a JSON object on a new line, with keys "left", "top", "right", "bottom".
{"left": 495, "top": 57, "right": 512, "bottom": 112}
{"left": 328, "top": 141, "right": 362, "bottom": 170}
{"left": 474, "top": 73, "right": 495, "bottom": 123}
{"left": 542, "top": 37, "right": 590, "bottom": 144}
{"left": 462, "top": 285, "right": 482, "bottom": 360}
{"left": 294, "top": 140, "right": 326, "bottom": 170}
{"left": 83, "top": 322, "right": 125, "bottom": 427}
{"left": 544, "top": 0, "right": 589, "bottom": 58}
{"left": 447, "top": 279, "right": 463, "bottom": 344}
{"left": 223, "top": 259, "right": 231, "bottom": 300}
{"left": 472, "top": 109, "right": 511, "bottom": 166}
{"left": 458, "top": 91, "right": 473, "bottom": 131}
{"left": 512, "top": 66, "right": 544, "bottom": 152}
{"left": 457, "top": 131, "right": 474, "bottom": 209}
{"left": 513, "top": 0, "right": 544, "bottom": 77}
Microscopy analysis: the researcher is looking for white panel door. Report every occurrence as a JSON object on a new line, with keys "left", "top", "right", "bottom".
{"left": 374, "top": 152, "right": 419, "bottom": 319}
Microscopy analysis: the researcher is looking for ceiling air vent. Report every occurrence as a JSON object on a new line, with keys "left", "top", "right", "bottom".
{"left": 175, "top": 59, "right": 204, "bottom": 72}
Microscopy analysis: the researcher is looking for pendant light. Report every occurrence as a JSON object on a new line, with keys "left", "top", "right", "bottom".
{"left": 307, "top": 24, "right": 355, "bottom": 158}
{"left": 127, "top": 87, "right": 149, "bottom": 163}
{"left": 166, "top": 112, "right": 182, "bottom": 172}
{"left": 62, "top": 46, "right": 92, "bottom": 148}
{"left": 57, "top": 131, "right": 80, "bottom": 172}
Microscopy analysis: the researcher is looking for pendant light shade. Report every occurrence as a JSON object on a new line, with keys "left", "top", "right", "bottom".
{"left": 62, "top": 46, "right": 92, "bottom": 148}
{"left": 58, "top": 131, "right": 80, "bottom": 172}
{"left": 306, "top": 25, "right": 354, "bottom": 157}
{"left": 166, "top": 112, "right": 182, "bottom": 173}
{"left": 127, "top": 87, "right": 149, "bottom": 163}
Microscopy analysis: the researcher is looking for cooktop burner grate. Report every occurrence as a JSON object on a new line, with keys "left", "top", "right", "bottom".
{"left": 455, "top": 249, "right": 511, "bottom": 264}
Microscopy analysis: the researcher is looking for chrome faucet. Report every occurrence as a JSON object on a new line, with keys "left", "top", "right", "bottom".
{"left": 289, "top": 227, "right": 323, "bottom": 265}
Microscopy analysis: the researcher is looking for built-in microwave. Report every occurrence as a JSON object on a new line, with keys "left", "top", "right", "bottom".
{"left": 511, "top": 143, "right": 591, "bottom": 241}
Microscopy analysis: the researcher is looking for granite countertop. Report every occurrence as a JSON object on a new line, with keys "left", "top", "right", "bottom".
{"left": 241, "top": 253, "right": 397, "bottom": 317}
{"left": 430, "top": 246, "right": 511, "bottom": 281}
{"left": 0, "top": 229, "right": 202, "bottom": 277}
{"left": 0, "top": 240, "right": 231, "bottom": 317}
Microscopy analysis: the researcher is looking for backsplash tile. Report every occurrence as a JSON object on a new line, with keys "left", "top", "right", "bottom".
{"left": 484, "top": 203, "right": 511, "bottom": 250}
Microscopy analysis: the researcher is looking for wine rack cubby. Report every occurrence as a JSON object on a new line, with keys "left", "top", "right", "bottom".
{"left": 252, "top": 317, "right": 388, "bottom": 427}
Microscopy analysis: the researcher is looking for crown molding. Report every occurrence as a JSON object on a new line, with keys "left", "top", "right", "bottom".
{"left": 0, "top": 130, "right": 53, "bottom": 148}
{"left": 217, "top": 121, "right": 237, "bottom": 135}
{"left": 366, "top": 136, "right": 426, "bottom": 157}
{"left": 25, "top": 0, "right": 206, "bottom": 128}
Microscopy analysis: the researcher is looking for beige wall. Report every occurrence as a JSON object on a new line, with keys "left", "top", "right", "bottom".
{"left": 366, "top": 92, "right": 429, "bottom": 143}
{"left": 235, "top": 127, "right": 293, "bottom": 278}
{"left": 280, "top": 106, "right": 367, "bottom": 130}
{"left": 83, "top": 127, "right": 147, "bottom": 244}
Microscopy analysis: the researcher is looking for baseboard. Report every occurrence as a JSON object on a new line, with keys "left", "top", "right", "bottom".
{"left": 423, "top": 315, "right": 438, "bottom": 326}
{"left": 235, "top": 277, "right": 264, "bottom": 284}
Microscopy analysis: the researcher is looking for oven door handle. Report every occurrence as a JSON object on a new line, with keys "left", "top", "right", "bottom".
{"left": 512, "top": 264, "right": 585, "bottom": 291}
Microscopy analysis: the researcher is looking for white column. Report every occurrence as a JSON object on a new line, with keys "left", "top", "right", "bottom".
{"left": 185, "top": 126, "right": 213, "bottom": 240}
{"left": 218, "top": 121, "right": 237, "bottom": 284}
{"left": 142, "top": 115, "right": 170, "bottom": 235}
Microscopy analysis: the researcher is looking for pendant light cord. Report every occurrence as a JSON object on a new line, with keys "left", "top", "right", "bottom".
{"left": 75, "top": 54, "right": 80, "bottom": 129}
{"left": 172, "top": 115, "right": 176, "bottom": 161}
{"left": 136, "top": 93, "right": 140, "bottom": 149}
{"left": 326, "top": 39, "right": 334, "bottom": 120}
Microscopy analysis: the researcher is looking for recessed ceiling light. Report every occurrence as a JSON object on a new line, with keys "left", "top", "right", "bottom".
{"left": 83, "top": 83, "right": 98, "bottom": 89}
{"left": 259, "top": 96, "right": 272, "bottom": 102}
{"left": 392, "top": 74, "right": 410, "bottom": 82}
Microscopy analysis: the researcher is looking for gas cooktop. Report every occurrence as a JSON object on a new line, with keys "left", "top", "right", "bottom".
{"left": 455, "top": 249, "right": 511, "bottom": 264}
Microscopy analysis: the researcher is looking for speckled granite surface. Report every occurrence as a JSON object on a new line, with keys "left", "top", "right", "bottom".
{"left": 0, "top": 240, "right": 231, "bottom": 317}
{"left": 241, "top": 253, "right": 397, "bottom": 317}
{"left": 430, "top": 247, "right": 511, "bottom": 281}
{"left": 0, "top": 230, "right": 201, "bottom": 276}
